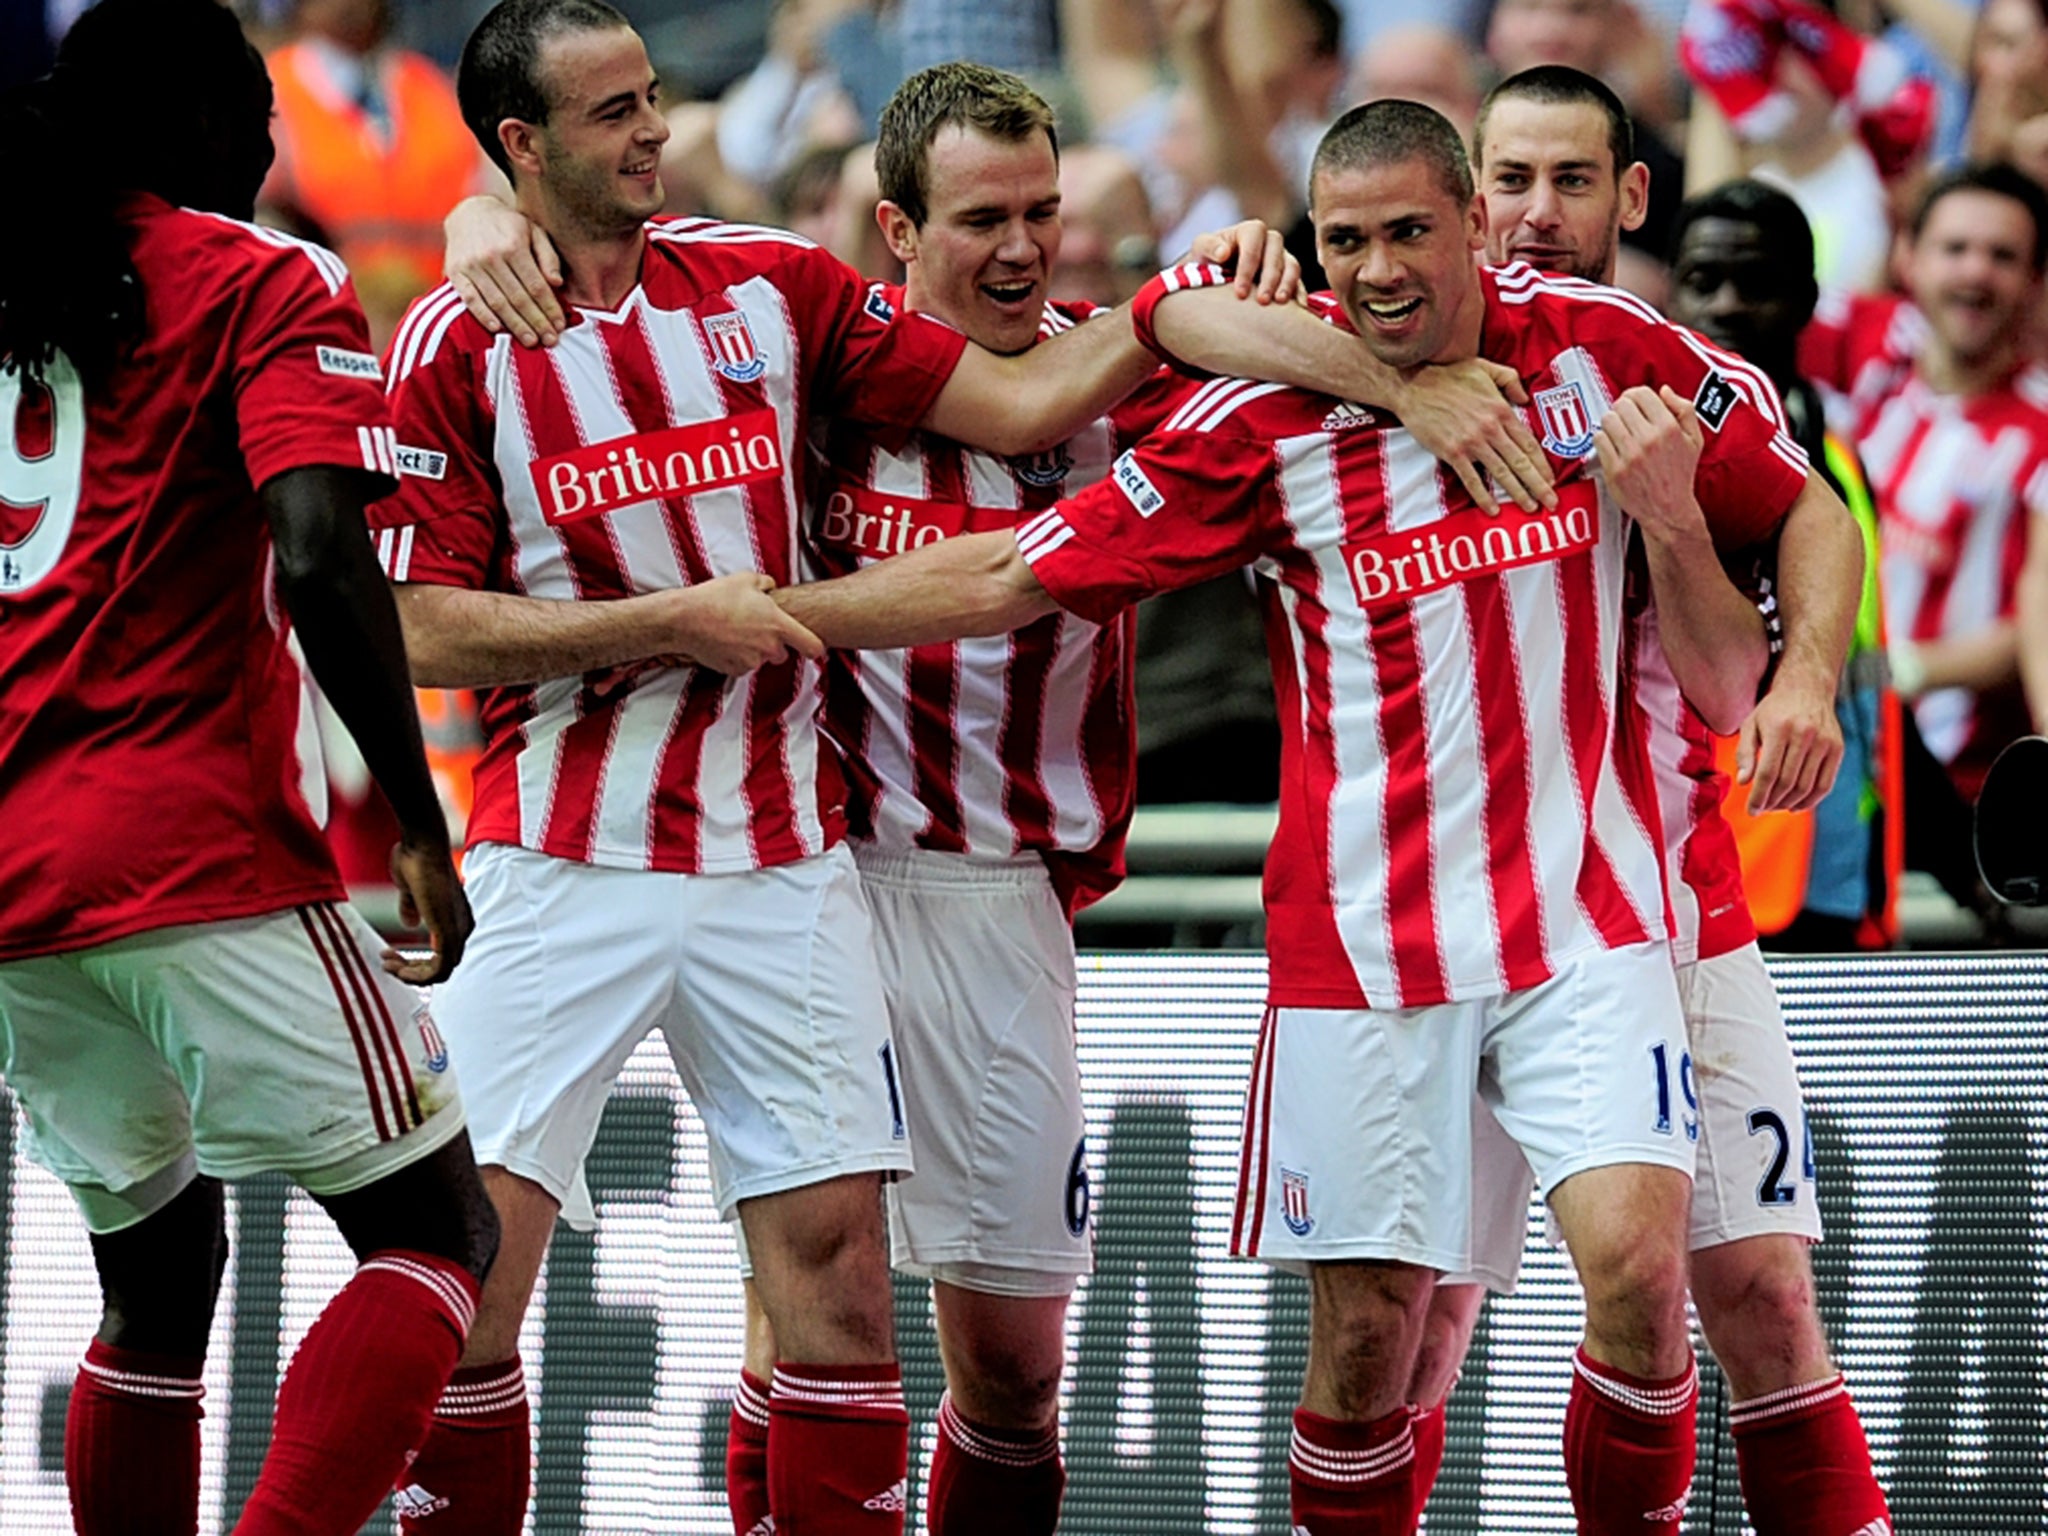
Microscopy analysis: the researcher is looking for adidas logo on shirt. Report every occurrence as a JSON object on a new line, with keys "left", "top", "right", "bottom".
{"left": 863, "top": 1479, "right": 908, "bottom": 1513}
{"left": 1321, "top": 401, "right": 1377, "bottom": 432}
{"left": 743, "top": 1519, "right": 776, "bottom": 1536}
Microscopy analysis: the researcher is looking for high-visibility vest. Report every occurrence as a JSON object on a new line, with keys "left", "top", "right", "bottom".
{"left": 1711, "top": 433, "right": 1902, "bottom": 942}
{"left": 264, "top": 41, "right": 480, "bottom": 295}
{"left": 416, "top": 688, "right": 482, "bottom": 842}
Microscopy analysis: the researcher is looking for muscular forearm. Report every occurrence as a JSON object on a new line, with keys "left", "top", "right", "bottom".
{"left": 1639, "top": 521, "right": 1770, "bottom": 735}
{"left": 1908, "top": 623, "right": 2021, "bottom": 696}
{"left": 1771, "top": 473, "right": 1864, "bottom": 696}
{"left": 1153, "top": 286, "right": 1403, "bottom": 403}
{"left": 395, "top": 584, "right": 685, "bottom": 688}
{"left": 775, "top": 532, "right": 1058, "bottom": 649}
{"left": 265, "top": 473, "right": 447, "bottom": 843}
{"left": 926, "top": 312, "right": 1158, "bottom": 456}
{"left": 2020, "top": 551, "right": 2048, "bottom": 729}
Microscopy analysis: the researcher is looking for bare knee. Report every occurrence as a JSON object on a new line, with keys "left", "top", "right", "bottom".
{"left": 742, "top": 1175, "right": 894, "bottom": 1362}
{"left": 1692, "top": 1237, "right": 1831, "bottom": 1396}
{"left": 934, "top": 1285, "right": 1069, "bottom": 1429}
{"left": 1306, "top": 1262, "right": 1437, "bottom": 1421}
{"left": 1408, "top": 1283, "right": 1486, "bottom": 1411}
{"left": 1553, "top": 1167, "right": 1693, "bottom": 1376}
{"left": 458, "top": 1166, "right": 560, "bottom": 1367}
{"left": 89, "top": 1175, "right": 228, "bottom": 1357}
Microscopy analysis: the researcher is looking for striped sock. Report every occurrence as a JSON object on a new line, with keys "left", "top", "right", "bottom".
{"left": 233, "top": 1249, "right": 477, "bottom": 1536}
{"left": 65, "top": 1340, "right": 206, "bottom": 1535}
{"left": 1563, "top": 1347, "right": 1698, "bottom": 1535}
{"left": 925, "top": 1392, "right": 1064, "bottom": 1536}
{"left": 767, "top": 1362, "right": 910, "bottom": 1533}
{"left": 1731, "top": 1374, "right": 1892, "bottom": 1536}
{"left": 1289, "top": 1405, "right": 1418, "bottom": 1533}
{"left": 395, "top": 1357, "right": 531, "bottom": 1533}
{"left": 726, "top": 1370, "right": 773, "bottom": 1536}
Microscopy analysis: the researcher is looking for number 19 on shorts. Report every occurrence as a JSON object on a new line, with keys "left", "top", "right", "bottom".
{"left": 1649, "top": 1042, "right": 1699, "bottom": 1143}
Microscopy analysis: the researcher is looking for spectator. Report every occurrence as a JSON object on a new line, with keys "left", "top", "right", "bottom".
{"left": 902, "top": 0, "right": 1060, "bottom": 77}
{"left": 1966, "top": 0, "right": 2048, "bottom": 182}
{"left": 1348, "top": 22, "right": 1485, "bottom": 137}
{"left": 262, "top": 0, "right": 487, "bottom": 347}
{"left": 1800, "top": 164, "right": 2048, "bottom": 804}
{"left": 714, "top": 0, "right": 869, "bottom": 199}
{"left": 1668, "top": 180, "right": 1903, "bottom": 949}
{"left": 1047, "top": 143, "right": 1160, "bottom": 306}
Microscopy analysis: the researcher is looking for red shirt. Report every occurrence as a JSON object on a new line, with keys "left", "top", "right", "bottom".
{"left": 1802, "top": 290, "right": 2046, "bottom": 788}
{"left": 809, "top": 292, "right": 1192, "bottom": 914}
{"left": 0, "top": 194, "right": 398, "bottom": 960}
{"left": 373, "top": 218, "right": 969, "bottom": 874}
{"left": 1047, "top": 264, "right": 1805, "bottom": 1009}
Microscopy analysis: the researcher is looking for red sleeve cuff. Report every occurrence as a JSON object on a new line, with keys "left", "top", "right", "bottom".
{"left": 1131, "top": 262, "right": 1233, "bottom": 375}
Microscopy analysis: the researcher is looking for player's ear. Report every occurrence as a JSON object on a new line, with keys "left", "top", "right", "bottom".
{"left": 1467, "top": 192, "right": 1489, "bottom": 251}
{"left": 498, "top": 118, "right": 544, "bottom": 182}
{"left": 1619, "top": 162, "right": 1650, "bottom": 234}
{"left": 876, "top": 200, "right": 920, "bottom": 267}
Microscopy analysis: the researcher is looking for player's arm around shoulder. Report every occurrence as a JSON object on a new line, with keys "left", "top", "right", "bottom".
{"left": 393, "top": 577, "right": 821, "bottom": 689}
{"left": 775, "top": 530, "right": 1058, "bottom": 650}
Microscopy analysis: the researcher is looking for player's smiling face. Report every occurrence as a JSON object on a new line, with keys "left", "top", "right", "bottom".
{"left": 888, "top": 124, "right": 1062, "bottom": 356}
{"left": 1908, "top": 189, "right": 2041, "bottom": 366}
{"left": 1476, "top": 98, "right": 1645, "bottom": 284}
{"left": 1314, "top": 157, "right": 1488, "bottom": 371}
{"left": 531, "top": 26, "right": 668, "bottom": 238}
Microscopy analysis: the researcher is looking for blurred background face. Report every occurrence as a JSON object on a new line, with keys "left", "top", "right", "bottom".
{"left": 1668, "top": 215, "right": 1803, "bottom": 378}
{"left": 894, "top": 124, "right": 1062, "bottom": 355}
{"left": 1974, "top": 0, "right": 2048, "bottom": 95}
{"left": 1348, "top": 25, "right": 1483, "bottom": 137}
{"left": 1487, "top": 0, "right": 1612, "bottom": 76}
{"left": 1047, "top": 144, "right": 1157, "bottom": 308}
{"left": 1908, "top": 189, "right": 2041, "bottom": 364}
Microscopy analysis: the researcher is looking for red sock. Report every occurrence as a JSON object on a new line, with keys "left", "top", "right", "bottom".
{"left": 1289, "top": 1405, "right": 1418, "bottom": 1534}
{"left": 726, "top": 1370, "right": 773, "bottom": 1536}
{"left": 394, "top": 1357, "right": 531, "bottom": 1533}
{"left": 925, "top": 1393, "right": 1064, "bottom": 1536}
{"left": 767, "top": 1363, "right": 910, "bottom": 1534}
{"left": 65, "top": 1339, "right": 205, "bottom": 1535}
{"left": 1409, "top": 1402, "right": 1447, "bottom": 1524}
{"left": 1731, "top": 1375, "right": 1892, "bottom": 1536}
{"left": 1563, "top": 1348, "right": 1698, "bottom": 1535}
{"left": 233, "top": 1249, "right": 477, "bottom": 1536}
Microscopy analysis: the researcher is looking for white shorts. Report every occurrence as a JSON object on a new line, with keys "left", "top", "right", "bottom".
{"left": 1232, "top": 940, "right": 1692, "bottom": 1274}
{"left": 0, "top": 903, "right": 466, "bottom": 1234}
{"left": 1461, "top": 941, "right": 1821, "bottom": 1292}
{"left": 859, "top": 847, "right": 1090, "bottom": 1297}
{"left": 438, "top": 841, "right": 911, "bottom": 1226}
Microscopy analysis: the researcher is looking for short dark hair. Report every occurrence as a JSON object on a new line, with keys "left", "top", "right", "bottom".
{"left": 1312, "top": 99, "right": 1474, "bottom": 208}
{"left": 1668, "top": 179, "right": 1819, "bottom": 326}
{"left": 1474, "top": 65, "right": 1634, "bottom": 179}
{"left": 458, "top": 0, "right": 633, "bottom": 179}
{"left": 1910, "top": 162, "right": 2048, "bottom": 271}
{"left": 875, "top": 62, "right": 1059, "bottom": 229}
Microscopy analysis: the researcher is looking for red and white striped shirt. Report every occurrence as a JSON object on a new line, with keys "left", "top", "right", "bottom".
{"left": 1047, "top": 264, "right": 1805, "bottom": 1009}
{"left": 1801, "top": 290, "right": 2046, "bottom": 786}
{"left": 371, "top": 218, "right": 968, "bottom": 873}
{"left": 1627, "top": 551, "right": 1770, "bottom": 966}
{"left": 808, "top": 293, "right": 1191, "bottom": 913}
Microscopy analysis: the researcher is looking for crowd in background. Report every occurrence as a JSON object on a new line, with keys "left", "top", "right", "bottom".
{"left": 16, "top": 0, "right": 2048, "bottom": 947}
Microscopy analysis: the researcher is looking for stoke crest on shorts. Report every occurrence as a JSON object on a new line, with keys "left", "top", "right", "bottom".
{"left": 703, "top": 311, "right": 768, "bottom": 383}
{"left": 1280, "top": 1166, "right": 1315, "bottom": 1236}
{"left": 1535, "top": 380, "right": 1597, "bottom": 459}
